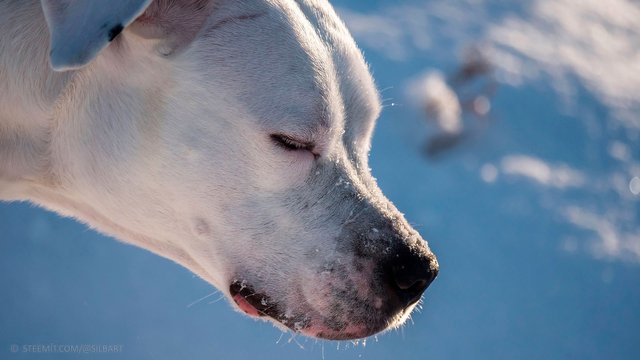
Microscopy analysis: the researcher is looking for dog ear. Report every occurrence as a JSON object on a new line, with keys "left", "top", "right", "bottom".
{"left": 127, "top": 0, "right": 215, "bottom": 57}
{"left": 41, "top": 0, "right": 153, "bottom": 71}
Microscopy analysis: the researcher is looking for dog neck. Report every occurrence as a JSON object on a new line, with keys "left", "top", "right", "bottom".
{"left": 0, "top": 0, "right": 166, "bottom": 192}
{"left": 0, "top": 1, "right": 216, "bottom": 281}
{"left": 0, "top": 0, "right": 71, "bottom": 186}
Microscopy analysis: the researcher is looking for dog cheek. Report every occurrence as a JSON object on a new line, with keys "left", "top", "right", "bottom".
{"left": 253, "top": 152, "right": 314, "bottom": 191}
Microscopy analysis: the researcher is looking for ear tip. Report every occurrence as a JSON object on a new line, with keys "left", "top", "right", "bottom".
{"left": 42, "top": 0, "right": 154, "bottom": 72}
{"left": 49, "top": 61, "right": 72, "bottom": 72}
{"left": 49, "top": 49, "right": 88, "bottom": 72}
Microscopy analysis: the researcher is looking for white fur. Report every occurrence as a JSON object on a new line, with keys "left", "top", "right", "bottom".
{"left": 0, "top": 0, "right": 437, "bottom": 340}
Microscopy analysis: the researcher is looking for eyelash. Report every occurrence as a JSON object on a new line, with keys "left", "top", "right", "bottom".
{"left": 270, "top": 134, "right": 314, "bottom": 152}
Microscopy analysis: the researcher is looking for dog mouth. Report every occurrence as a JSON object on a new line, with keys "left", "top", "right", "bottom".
{"left": 229, "top": 280, "right": 396, "bottom": 340}
{"left": 229, "top": 280, "right": 282, "bottom": 319}
{"left": 229, "top": 280, "right": 313, "bottom": 331}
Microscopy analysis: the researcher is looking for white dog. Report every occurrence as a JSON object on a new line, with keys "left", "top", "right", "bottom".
{"left": 0, "top": 0, "right": 438, "bottom": 340}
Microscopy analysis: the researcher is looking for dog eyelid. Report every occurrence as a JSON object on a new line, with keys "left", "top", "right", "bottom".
{"left": 270, "top": 134, "right": 315, "bottom": 153}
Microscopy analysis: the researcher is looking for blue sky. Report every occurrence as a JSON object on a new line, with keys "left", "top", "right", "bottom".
{"left": 1, "top": 0, "right": 639, "bottom": 359}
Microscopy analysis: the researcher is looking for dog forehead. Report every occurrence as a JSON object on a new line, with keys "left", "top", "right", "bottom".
{"left": 184, "top": 0, "right": 338, "bottom": 132}
{"left": 292, "top": 0, "right": 382, "bottom": 142}
{"left": 187, "top": 0, "right": 379, "bottom": 137}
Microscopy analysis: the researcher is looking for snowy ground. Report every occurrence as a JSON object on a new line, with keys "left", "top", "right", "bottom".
{"left": 1, "top": 1, "right": 638, "bottom": 359}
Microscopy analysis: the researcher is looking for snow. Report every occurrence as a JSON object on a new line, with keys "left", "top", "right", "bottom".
{"left": 1, "top": 1, "right": 639, "bottom": 359}
{"left": 500, "top": 155, "right": 585, "bottom": 189}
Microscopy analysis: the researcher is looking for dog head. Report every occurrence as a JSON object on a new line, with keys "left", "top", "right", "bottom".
{"left": 42, "top": 0, "right": 438, "bottom": 339}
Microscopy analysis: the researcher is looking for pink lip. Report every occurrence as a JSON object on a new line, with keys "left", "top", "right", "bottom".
{"left": 232, "top": 293, "right": 262, "bottom": 317}
{"left": 232, "top": 289, "right": 376, "bottom": 340}
{"left": 229, "top": 280, "right": 381, "bottom": 340}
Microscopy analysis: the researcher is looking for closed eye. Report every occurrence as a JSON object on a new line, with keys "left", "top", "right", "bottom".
{"left": 270, "top": 134, "right": 315, "bottom": 152}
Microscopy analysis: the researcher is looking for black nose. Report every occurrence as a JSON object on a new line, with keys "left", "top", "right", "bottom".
{"left": 386, "top": 248, "right": 438, "bottom": 308}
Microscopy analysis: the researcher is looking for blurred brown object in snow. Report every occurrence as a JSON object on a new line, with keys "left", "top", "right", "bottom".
{"left": 422, "top": 47, "right": 498, "bottom": 158}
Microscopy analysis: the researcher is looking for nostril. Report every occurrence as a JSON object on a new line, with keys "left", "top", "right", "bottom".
{"left": 387, "top": 253, "right": 438, "bottom": 308}
{"left": 393, "top": 265, "right": 428, "bottom": 290}
{"left": 404, "top": 279, "right": 427, "bottom": 292}
{"left": 392, "top": 265, "right": 432, "bottom": 293}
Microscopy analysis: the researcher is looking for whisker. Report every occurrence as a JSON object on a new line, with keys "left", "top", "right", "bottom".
{"left": 288, "top": 334, "right": 305, "bottom": 350}
{"left": 381, "top": 97, "right": 395, "bottom": 104}
{"left": 207, "top": 294, "right": 226, "bottom": 305}
{"left": 382, "top": 102, "right": 403, "bottom": 109}
{"left": 186, "top": 291, "right": 219, "bottom": 308}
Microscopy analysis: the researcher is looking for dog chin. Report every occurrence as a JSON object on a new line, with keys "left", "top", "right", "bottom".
{"left": 228, "top": 280, "right": 410, "bottom": 340}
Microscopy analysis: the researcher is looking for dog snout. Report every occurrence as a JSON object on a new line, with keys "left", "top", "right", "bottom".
{"left": 384, "top": 246, "right": 439, "bottom": 309}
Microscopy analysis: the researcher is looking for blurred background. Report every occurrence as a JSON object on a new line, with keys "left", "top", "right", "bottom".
{"left": 1, "top": 0, "right": 639, "bottom": 358}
